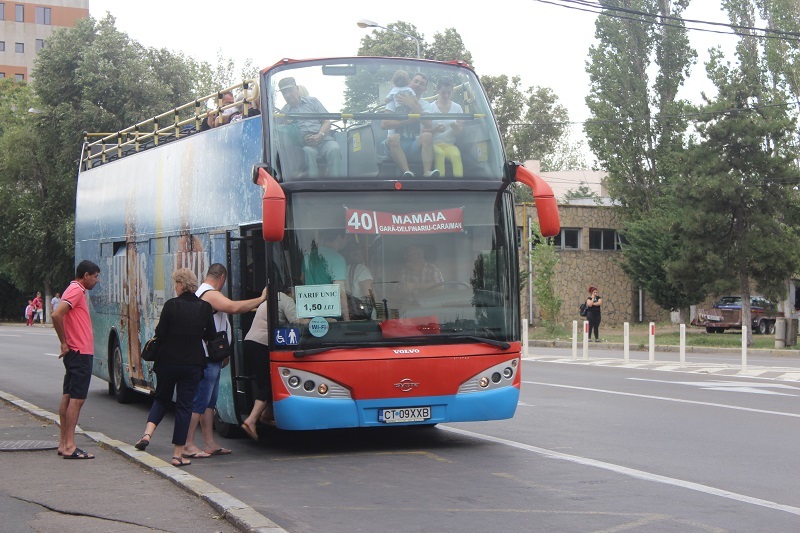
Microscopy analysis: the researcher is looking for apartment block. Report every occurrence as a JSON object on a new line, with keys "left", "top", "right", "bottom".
{"left": 0, "top": 0, "right": 89, "bottom": 81}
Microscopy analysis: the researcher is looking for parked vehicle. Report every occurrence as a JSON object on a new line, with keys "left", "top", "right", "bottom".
{"left": 692, "top": 296, "right": 780, "bottom": 334}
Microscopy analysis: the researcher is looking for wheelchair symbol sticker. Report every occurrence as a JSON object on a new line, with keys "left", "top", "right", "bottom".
{"left": 275, "top": 328, "right": 299, "bottom": 345}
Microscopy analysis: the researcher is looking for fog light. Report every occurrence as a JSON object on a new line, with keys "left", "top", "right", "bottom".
{"left": 503, "top": 367, "right": 513, "bottom": 379}
{"left": 318, "top": 383, "right": 328, "bottom": 395}
{"left": 479, "top": 376, "right": 490, "bottom": 388}
{"left": 281, "top": 368, "right": 291, "bottom": 376}
{"left": 303, "top": 380, "right": 316, "bottom": 392}
{"left": 287, "top": 375, "right": 300, "bottom": 388}
{"left": 491, "top": 372, "right": 501, "bottom": 383}
{"left": 511, "top": 359, "right": 518, "bottom": 367}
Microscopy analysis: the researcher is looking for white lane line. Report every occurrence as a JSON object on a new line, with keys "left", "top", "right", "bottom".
{"left": 441, "top": 425, "right": 800, "bottom": 517}
{"left": 523, "top": 380, "right": 800, "bottom": 418}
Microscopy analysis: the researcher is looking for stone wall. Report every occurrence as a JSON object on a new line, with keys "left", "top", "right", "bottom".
{"left": 518, "top": 203, "right": 670, "bottom": 326}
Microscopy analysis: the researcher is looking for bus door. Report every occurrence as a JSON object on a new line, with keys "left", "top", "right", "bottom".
{"left": 229, "top": 226, "right": 268, "bottom": 418}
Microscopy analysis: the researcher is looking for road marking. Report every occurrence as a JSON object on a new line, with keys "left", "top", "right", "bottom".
{"left": 628, "top": 378, "right": 800, "bottom": 396}
{"left": 442, "top": 425, "right": 800, "bottom": 517}
{"left": 523, "top": 380, "right": 800, "bottom": 418}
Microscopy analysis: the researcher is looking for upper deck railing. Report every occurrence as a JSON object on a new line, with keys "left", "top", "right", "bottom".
{"left": 80, "top": 79, "right": 258, "bottom": 168}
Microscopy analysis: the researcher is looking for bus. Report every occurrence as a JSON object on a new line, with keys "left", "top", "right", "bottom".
{"left": 77, "top": 56, "right": 560, "bottom": 434}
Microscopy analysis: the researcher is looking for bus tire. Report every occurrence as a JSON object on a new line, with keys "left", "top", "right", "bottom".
{"left": 110, "top": 339, "right": 136, "bottom": 404}
{"left": 213, "top": 408, "right": 244, "bottom": 439}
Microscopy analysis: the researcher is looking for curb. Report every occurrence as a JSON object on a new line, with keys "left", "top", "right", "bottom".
{"left": 0, "top": 390, "right": 286, "bottom": 533}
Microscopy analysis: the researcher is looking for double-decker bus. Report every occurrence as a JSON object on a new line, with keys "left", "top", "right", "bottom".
{"left": 77, "top": 56, "right": 559, "bottom": 434}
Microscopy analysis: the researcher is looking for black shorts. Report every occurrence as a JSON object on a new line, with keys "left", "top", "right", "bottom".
{"left": 62, "top": 351, "right": 93, "bottom": 399}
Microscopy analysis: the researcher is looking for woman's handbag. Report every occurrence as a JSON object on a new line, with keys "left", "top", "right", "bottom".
{"left": 207, "top": 330, "right": 232, "bottom": 362}
{"left": 141, "top": 337, "right": 161, "bottom": 362}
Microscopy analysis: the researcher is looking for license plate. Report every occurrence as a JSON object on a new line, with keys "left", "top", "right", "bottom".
{"left": 379, "top": 406, "right": 431, "bottom": 423}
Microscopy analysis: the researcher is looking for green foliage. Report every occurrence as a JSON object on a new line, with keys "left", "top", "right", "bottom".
{"left": 584, "top": 0, "right": 695, "bottom": 218}
{"left": 357, "top": 21, "right": 427, "bottom": 59}
{"left": 670, "top": 0, "right": 800, "bottom": 342}
{"left": 529, "top": 222, "right": 562, "bottom": 334}
{"left": 562, "top": 183, "right": 599, "bottom": 202}
{"left": 0, "top": 14, "right": 245, "bottom": 299}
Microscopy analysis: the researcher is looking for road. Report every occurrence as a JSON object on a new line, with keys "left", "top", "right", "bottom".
{"left": 3, "top": 325, "right": 800, "bottom": 532}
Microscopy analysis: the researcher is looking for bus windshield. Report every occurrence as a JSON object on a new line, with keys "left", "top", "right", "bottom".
{"left": 272, "top": 190, "right": 518, "bottom": 350}
{"left": 265, "top": 58, "right": 504, "bottom": 181}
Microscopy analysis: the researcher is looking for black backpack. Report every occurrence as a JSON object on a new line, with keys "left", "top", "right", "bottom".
{"left": 579, "top": 302, "right": 587, "bottom": 317}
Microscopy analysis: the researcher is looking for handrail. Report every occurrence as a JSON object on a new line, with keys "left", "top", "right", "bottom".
{"left": 82, "top": 79, "right": 258, "bottom": 164}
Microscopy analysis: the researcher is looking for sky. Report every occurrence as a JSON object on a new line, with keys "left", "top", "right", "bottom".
{"left": 89, "top": 0, "right": 737, "bottom": 168}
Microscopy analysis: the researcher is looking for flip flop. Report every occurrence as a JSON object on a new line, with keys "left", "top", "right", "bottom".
{"left": 241, "top": 423, "right": 258, "bottom": 441}
{"left": 63, "top": 448, "right": 94, "bottom": 459}
{"left": 171, "top": 456, "right": 191, "bottom": 467}
{"left": 181, "top": 451, "right": 211, "bottom": 459}
{"left": 208, "top": 448, "right": 232, "bottom": 456}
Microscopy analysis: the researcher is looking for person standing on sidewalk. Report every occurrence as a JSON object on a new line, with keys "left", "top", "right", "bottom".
{"left": 51, "top": 260, "right": 100, "bottom": 459}
{"left": 181, "top": 263, "right": 266, "bottom": 458}
{"left": 586, "top": 286, "right": 602, "bottom": 342}
{"left": 32, "top": 292, "right": 43, "bottom": 326}
{"left": 134, "top": 269, "right": 216, "bottom": 467}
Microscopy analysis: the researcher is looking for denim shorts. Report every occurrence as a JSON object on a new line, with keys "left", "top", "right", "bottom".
{"left": 192, "top": 360, "right": 221, "bottom": 414}
{"left": 381, "top": 136, "right": 422, "bottom": 162}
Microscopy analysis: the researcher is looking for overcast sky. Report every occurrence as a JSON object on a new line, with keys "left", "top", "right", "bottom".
{"left": 89, "top": 0, "right": 738, "bottom": 176}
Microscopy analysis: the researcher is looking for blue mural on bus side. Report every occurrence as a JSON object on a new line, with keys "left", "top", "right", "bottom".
{"left": 75, "top": 117, "right": 264, "bottom": 418}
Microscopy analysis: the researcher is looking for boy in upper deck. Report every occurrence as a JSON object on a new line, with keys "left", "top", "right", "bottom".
{"left": 385, "top": 70, "right": 416, "bottom": 115}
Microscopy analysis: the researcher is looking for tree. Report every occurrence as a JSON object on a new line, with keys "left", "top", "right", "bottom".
{"left": 672, "top": 0, "right": 800, "bottom": 343}
{"left": 528, "top": 222, "right": 562, "bottom": 334}
{"left": 357, "top": 21, "right": 427, "bottom": 59}
{"left": 0, "top": 14, "right": 240, "bottom": 307}
{"left": 584, "top": 0, "right": 696, "bottom": 218}
{"left": 562, "top": 183, "right": 599, "bottom": 202}
{"left": 541, "top": 134, "right": 588, "bottom": 172}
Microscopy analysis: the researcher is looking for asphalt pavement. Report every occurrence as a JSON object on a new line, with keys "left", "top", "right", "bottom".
{"left": 0, "top": 389, "right": 284, "bottom": 533}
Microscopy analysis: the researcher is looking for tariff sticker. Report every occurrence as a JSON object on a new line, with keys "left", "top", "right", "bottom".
{"left": 345, "top": 207, "right": 464, "bottom": 235}
{"left": 295, "top": 284, "right": 341, "bottom": 318}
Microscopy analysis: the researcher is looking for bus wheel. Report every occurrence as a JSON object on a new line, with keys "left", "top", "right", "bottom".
{"left": 213, "top": 409, "right": 244, "bottom": 439}
{"left": 110, "top": 340, "right": 135, "bottom": 404}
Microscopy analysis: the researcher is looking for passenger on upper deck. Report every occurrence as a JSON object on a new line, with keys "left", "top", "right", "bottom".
{"left": 278, "top": 77, "right": 341, "bottom": 178}
{"left": 381, "top": 72, "right": 439, "bottom": 179}
{"left": 199, "top": 91, "right": 236, "bottom": 132}
{"left": 385, "top": 70, "right": 415, "bottom": 113}
{"left": 430, "top": 77, "right": 464, "bottom": 177}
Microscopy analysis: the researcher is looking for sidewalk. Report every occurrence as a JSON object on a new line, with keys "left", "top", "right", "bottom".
{"left": 0, "top": 391, "right": 285, "bottom": 533}
{"left": 524, "top": 341, "right": 800, "bottom": 381}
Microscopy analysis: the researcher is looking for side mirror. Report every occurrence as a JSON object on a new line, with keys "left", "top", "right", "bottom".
{"left": 253, "top": 165, "right": 286, "bottom": 242}
{"left": 512, "top": 164, "right": 560, "bottom": 237}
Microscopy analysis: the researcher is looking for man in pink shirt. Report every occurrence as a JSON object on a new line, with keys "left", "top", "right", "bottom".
{"left": 52, "top": 260, "right": 100, "bottom": 459}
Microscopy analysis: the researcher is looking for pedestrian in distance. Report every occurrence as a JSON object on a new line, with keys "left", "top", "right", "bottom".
{"left": 32, "top": 291, "right": 44, "bottom": 326}
{"left": 25, "top": 300, "right": 34, "bottom": 326}
{"left": 586, "top": 286, "right": 603, "bottom": 342}
{"left": 50, "top": 292, "right": 61, "bottom": 320}
{"left": 134, "top": 269, "right": 216, "bottom": 467}
{"left": 181, "top": 263, "right": 266, "bottom": 458}
{"left": 51, "top": 260, "right": 101, "bottom": 459}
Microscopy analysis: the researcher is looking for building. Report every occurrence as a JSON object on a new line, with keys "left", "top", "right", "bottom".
{"left": 517, "top": 201, "right": 670, "bottom": 327}
{"left": 0, "top": 0, "right": 89, "bottom": 81}
{"left": 524, "top": 160, "right": 607, "bottom": 200}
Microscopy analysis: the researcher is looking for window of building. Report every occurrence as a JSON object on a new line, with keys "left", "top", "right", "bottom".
{"left": 552, "top": 228, "right": 581, "bottom": 250}
{"left": 15, "top": 73, "right": 24, "bottom": 81}
{"left": 0, "top": 41, "right": 5, "bottom": 52}
{"left": 0, "top": 73, "right": 5, "bottom": 78}
{"left": 35, "top": 6, "right": 50, "bottom": 25}
{"left": 15, "top": 42, "right": 24, "bottom": 53}
{"left": 589, "top": 229, "right": 622, "bottom": 251}
{"left": 35, "top": 39, "right": 44, "bottom": 51}
{"left": 15, "top": 3, "right": 22, "bottom": 22}
{"left": 0, "top": 4, "right": 5, "bottom": 21}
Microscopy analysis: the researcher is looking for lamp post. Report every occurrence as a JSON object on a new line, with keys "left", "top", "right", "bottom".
{"left": 357, "top": 18, "right": 421, "bottom": 59}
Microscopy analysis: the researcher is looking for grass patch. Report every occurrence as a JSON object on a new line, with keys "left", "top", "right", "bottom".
{"left": 527, "top": 321, "right": 783, "bottom": 349}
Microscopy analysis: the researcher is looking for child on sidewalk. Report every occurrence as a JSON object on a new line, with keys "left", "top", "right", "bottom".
{"left": 25, "top": 301, "right": 34, "bottom": 326}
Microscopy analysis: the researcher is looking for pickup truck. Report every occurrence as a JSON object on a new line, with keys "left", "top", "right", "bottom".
{"left": 692, "top": 296, "right": 780, "bottom": 334}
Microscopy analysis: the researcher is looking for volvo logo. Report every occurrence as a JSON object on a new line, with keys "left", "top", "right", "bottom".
{"left": 394, "top": 378, "right": 420, "bottom": 392}
{"left": 393, "top": 349, "right": 420, "bottom": 354}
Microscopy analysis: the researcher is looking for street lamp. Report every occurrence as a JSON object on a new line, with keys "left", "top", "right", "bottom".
{"left": 357, "top": 18, "right": 421, "bottom": 59}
